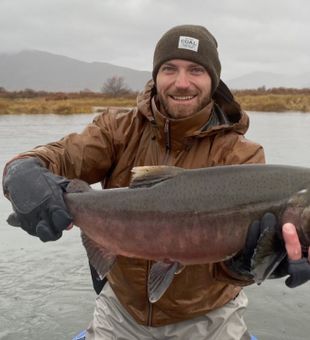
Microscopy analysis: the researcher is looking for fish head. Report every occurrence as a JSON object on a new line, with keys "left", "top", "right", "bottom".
{"left": 282, "top": 187, "right": 310, "bottom": 249}
{"left": 252, "top": 187, "right": 310, "bottom": 283}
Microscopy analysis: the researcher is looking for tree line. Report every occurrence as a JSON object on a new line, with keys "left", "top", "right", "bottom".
{"left": 0, "top": 76, "right": 137, "bottom": 99}
{"left": 1, "top": 77, "right": 310, "bottom": 99}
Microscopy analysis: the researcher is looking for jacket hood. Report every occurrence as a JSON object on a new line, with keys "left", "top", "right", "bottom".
{"left": 136, "top": 80, "right": 250, "bottom": 138}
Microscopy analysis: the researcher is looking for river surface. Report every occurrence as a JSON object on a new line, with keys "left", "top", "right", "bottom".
{"left": 0, "top": 112, "right": 309, "bottom": 340}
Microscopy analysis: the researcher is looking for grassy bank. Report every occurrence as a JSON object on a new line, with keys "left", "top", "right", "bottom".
{"left": 0, "top": 96, "right": 137, "bottom": 115}
{"left": 1, "top": 89, "right": 310, "bottom": 114}
{"left": 235, "top": 93, "right": 310, "bottom": 112}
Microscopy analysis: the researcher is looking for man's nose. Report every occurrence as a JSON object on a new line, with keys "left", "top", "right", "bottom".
{"left": 174, "top": 71, "right": 190, "bottom": 89}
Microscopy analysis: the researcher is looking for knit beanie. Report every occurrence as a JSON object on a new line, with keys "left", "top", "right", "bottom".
{"left": 152, "top": 25, "right": 221, "bottom": 93}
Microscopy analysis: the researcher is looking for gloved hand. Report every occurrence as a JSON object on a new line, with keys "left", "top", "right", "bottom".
{"left": 285, "top": 258, "right": 310, "bottom": 287}
{"left": 3, "top": 157, "right": 72, "bottom": 242}
{"left": 226, "top": 212, "right": 281, "bottom": 279}
{"left": 227, "top": 213, "right": 310, "bottom": 288}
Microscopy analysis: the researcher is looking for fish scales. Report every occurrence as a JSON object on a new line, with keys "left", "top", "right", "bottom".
{"left": 64, "top": 164, "right": 310, "bottom": 264}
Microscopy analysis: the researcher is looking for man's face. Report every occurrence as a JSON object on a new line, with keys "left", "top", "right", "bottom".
{"left": 156, "top": 59, "right": 212, "bottom": 119}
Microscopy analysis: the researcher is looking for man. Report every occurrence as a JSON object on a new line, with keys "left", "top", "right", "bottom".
{"left": 3, "top": 25, "right": 310, "bottom": 340}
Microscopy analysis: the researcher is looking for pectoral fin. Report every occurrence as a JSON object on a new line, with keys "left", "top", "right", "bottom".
{"left": 81, "top": 232, "right": 116, "bottom": 278}
{"left": 251, "top": 226, "right": 286, "bottom": 283}
{"left": 148, "top": 261, "right": 183, "bottom": 303}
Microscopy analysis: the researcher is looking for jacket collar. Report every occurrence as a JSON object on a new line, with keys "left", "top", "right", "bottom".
{"left": 137, "top": 80, "right": 250, "bottom": 150}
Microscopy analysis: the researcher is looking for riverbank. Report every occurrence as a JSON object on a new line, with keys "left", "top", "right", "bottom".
{"left": 0, "top": 96, "right": 136, "bottom": 115}
{"left": 1, "top": 88, "right": 310, "bottom": 114}
{"left": 235, "top": 93, "right": 310, "bottom": 112}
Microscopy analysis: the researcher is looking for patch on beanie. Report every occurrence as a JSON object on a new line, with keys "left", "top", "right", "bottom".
{"left": 178, "top": 36, "right": 199, "bottom": 52}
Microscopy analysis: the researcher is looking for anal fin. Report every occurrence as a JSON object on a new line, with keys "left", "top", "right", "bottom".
{"left": 148, "top": 261, "right": 182, "bottom": 303}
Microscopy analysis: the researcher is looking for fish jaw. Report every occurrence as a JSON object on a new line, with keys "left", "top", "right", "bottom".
{"left": 281, "top": 187, "right": 310, "bottom": 250}
{"left": 252, "top": 187, "right": 310, "bottom": 283}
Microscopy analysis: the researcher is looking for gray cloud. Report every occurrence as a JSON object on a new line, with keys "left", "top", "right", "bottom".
{"left": 0, "top": 0, "right": 309, "bottom": 81}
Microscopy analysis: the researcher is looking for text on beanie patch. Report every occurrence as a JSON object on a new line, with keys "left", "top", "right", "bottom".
{"left": 178, "top": 36, "right": 199, "bottom": 52}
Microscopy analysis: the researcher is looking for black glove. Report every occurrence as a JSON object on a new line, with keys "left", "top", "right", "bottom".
{"left": 227, "top": 212, "right": 282, "bottom": 279}
{"left": 3, "top": 157, "right": 72, "bottom": 242}
{"left": 285, "top": 257, "right": 310, "bottom": 288}
{"left": 227, "top": 212, "right": 310, "bottom": 288}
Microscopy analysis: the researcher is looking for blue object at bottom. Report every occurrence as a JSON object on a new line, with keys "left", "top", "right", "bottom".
{"left": 72, "top": 329, "right": 257, "bottom": 340}
{"left": 72, "top": 330, "right": 86, "bottom": 340}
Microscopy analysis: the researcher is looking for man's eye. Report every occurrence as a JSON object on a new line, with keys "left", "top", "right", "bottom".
{"left": 191, "top": 67, "right": 205, "bottom": 74}
{"left": 161, "top": 66, "right": 175, "bottom": 72}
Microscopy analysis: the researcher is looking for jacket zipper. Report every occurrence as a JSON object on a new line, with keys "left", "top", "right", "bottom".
{"left": 163, "top": 119, "right": 171, "bottom": 163}
{"left": 147, "top": 260, "right": 153, "bottom": 326}
{"left": 147, "top": 119, "right": 171, "bottom": 326}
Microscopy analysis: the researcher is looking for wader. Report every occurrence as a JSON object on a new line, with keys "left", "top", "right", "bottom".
{"left": 86, "top": 283, "right": 252, "bottom": 340}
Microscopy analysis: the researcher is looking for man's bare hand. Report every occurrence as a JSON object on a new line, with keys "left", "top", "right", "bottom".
{"left": 282, "top": 223, "right": 310, "bottom": 288}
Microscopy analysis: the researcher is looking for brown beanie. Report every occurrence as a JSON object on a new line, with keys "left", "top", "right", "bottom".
{"left": 153, "top": 25, "right": 221, "bottom": 93}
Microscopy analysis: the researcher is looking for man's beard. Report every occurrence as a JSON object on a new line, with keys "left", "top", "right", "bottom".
{"left": 157, "top": 92, "right": 211, "bottom": 119}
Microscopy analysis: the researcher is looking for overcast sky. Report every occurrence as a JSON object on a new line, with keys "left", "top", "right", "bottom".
{"left": 1, "top": 0, "right": 309, "bottom": 81}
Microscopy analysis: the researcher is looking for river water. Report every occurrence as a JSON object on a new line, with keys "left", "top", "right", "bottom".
{"left": 0, "top": 112, "right": 309, "bottom": 340}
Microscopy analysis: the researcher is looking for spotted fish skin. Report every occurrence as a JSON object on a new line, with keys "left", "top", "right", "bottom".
{"left": 64, "top": 164, "right": 310, "bottom": 276}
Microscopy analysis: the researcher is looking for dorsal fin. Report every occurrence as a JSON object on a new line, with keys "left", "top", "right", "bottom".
{"left": 130, "top": 166, "right": 185, "bottom": 188}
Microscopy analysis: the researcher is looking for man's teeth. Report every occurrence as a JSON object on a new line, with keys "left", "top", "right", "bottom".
{"left": 172, "top": 95, "right": 194, "bottom": 100}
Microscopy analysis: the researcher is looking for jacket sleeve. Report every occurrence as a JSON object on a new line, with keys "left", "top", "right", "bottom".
{"left": 6, "top": 109, "right": 133, "bottom": 184}
{"left": 213, "top": 135, "right": 266, "bottom": 286}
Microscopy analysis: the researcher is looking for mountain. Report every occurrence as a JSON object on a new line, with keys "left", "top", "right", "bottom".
{"left": 226, "top": 71, "right": 310, "bottom": 90}
{"left": 1, "top": 50, "right": 308, "bottom": 92}
{"left": 0, "top": 50, "right": 151, "bottom": 92}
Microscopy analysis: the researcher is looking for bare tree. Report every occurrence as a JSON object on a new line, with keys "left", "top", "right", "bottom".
{"left": 101, "top": 76, "right": 130, "bottom": 96}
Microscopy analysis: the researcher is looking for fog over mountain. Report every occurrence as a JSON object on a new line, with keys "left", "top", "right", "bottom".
{"left": 228, "top": 71, "right": 310, "bottom": 90}
{"left": 0, "top": 50, "right": 309, "bottom": 92}
{"left": 0, "top": 50, "right": 151, "bottom": 92}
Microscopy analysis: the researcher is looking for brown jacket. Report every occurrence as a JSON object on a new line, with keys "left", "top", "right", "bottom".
{"left": 18, "top": 80, "right": 265, "bottom": 326}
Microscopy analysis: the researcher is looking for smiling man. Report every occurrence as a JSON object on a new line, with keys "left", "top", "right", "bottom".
{"left": 156, "top": 59, "right": 213, "bottom": 118}
{"left": 153, "top": 25, "right": 220, "bottom": 121}
{"left": 3, "top": 25, "right": 310, "bottom": 340}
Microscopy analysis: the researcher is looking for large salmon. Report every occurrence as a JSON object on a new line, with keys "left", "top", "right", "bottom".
{"left": 64, "top": 164, "right": 310, "bottom": 301}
